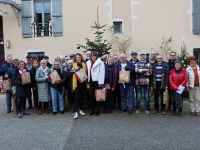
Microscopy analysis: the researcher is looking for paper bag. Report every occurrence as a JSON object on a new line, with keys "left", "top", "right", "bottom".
{"left": 2, "top": 80, "right": 11, "bottom": 91}
{"left": 74, "top": 69, "right": 88, "bottom": 83}
{"left": 149, "top": 88, "right": 153, "bottom": 97}
{"left": 50, "top": 70, "right": 61, "bottom": 84}
{"left": 163, "top": 91, "right": 169, "bottom": 104}
{"left": 119, "top": 71, "right": 130, "bottom": 83}
{"left": 20, "top": 72, "right": 31, "bottom": 85}
{"left": 95, "top": 89, "right": 107, "bottom": 101}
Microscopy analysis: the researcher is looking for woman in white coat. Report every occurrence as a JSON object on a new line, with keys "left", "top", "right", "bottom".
{"left": 186, "top": 56, "right": 200, "bottom": 116}
{"left": 86, "top": 52, "right": 105, "bottom": 116}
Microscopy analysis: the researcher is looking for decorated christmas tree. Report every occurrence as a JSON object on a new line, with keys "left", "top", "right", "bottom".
{"left": 177, "top": 41, "right": 189, "bottom": 68}
{"left": 77, "top": 6, "right": 112, "bottom": 58}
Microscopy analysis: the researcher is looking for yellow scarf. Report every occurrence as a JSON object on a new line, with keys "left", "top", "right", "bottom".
{"left": 72, "top": 62, "right": 89, "bottom": 90}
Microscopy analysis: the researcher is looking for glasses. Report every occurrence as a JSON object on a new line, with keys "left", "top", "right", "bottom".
{"left": 120, "top": 57, "right": 125, "bottom": 58}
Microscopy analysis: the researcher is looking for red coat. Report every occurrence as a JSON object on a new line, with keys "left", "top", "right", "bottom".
{"left": 169, "top": 68, "right": 188, "bottom": 90}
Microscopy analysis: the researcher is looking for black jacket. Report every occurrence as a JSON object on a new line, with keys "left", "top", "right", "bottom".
{"left": 12, "top": 68, "right": 32, "bottom": 98}
{"left": 0, "top": 61, "right": 11, "bottom": 79}
{"left": 65, "top": 67, "right": 74, "bottom": 90}
{"left": 30, "top": 67, "right": 38, "bottom": 89}
{"left": 116, "top": 61, "right": 135, "bottom": 85}
{"left": 167, "top": 59, "right": 176, "bottom": 71}
{"left": 130, "top": 59, "right": 139, "bottom": 65}
{"left": 47, "top": 62, "right": 52, "bottom": 69}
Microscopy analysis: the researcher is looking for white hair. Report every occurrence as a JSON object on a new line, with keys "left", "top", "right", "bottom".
{"left": 40, "top": 59, "right": 47, "bottom": 64}
{"left": 60, "top": 55, "right": 65, "bottom": 59}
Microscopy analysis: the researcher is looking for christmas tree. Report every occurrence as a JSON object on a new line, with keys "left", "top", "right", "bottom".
{"left": 77, "top": 6, "right": 112, "bottom": 58}
{"left": 177, "top": 41, "right": 189, "bottom": 68}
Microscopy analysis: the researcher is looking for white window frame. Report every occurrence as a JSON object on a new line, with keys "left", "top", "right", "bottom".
{"left": 25, "top": 49, "right": 46, "bottom": 59}
{"left": 112, "top": 18, "right": 124, "bottom": 34}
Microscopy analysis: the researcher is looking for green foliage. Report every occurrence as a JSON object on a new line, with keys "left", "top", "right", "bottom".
{"left": 177, "top": 42, "right": 189, "bottom": 69}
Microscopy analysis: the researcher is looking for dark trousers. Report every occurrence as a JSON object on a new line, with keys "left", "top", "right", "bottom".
{"left": 105, "top": 90, "right": 114, "bottom": 110}
{"left": 67, "top": 89, "right": 74, "bottom": 104}
{"left": 114, "top": 83, "right": 121, "bottom": 108}
{"left": 171, "top": 90, "right": 183, "bottom": 112}
{"left": 153, "top": 82, "right": 165, "bottom": 111}
{"left": 89, "top": 81, "right": 100, "bottom": 110}
{"left": 168, "top": 88, "right": 172, "bottom": 110}
{"left": 17, "top": 98, "right": 26, "bottom": 113}
{"left": 39, "top": 102, "right": 48, "bottom": 109}
{"left": 28, "top": 96, "right": 32, "bottom": 107}
{"left": 74, "top": 82, "right": 86, "bottom": 112}
{"left": 33, "top": 90, "right": 38, "bottom": 109}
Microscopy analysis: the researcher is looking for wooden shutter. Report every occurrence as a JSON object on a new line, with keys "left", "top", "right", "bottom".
{"left": 21, "top": 0, "right": 32, "bottom": 38}
{"left": 193, "top": 0, "right": 200, "bottom": 34}
{"left": 52, "top": 0, "right": 63, "bottom": 36}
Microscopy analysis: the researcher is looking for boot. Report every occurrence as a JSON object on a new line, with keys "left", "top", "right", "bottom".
{"left": 38, "top": 109, "right": 42, "bottom": 115}
{"left": 70, "top": 104, "right": 74, "bottom": 113}
{"left": 35, "top": 107, "right": 39, "bottom": 113}
{"left": 95, "top": 109, "right": 100, "bottom": 116}
{"left": 109, "top": 108, "right": 112, "bottom": 114}
{"left": 179, "top": 112, "right": 182, "bottom": 117}
{"left": 45, "top": 108, "right": 49, "bottom": 114}
{"left": 90, "top": 108, "right": 95, "bottom": 116}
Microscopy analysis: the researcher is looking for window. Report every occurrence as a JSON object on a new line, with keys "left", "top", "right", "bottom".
{"left": 34, "top": 0, "right": 51, "bottom": 37}
{"left": 193, "top": 49, "right": 200, "bottom": 66}
{"left": 192, "top": 0, "right": 200, "bottom": 34}
{"left": 28, "top": 52, "right": 45, "bottom": 62}
{"left": 113, "top": 22, "right": 122, "bottom": 34}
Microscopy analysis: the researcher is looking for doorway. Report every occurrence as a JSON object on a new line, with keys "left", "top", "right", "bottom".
{"left": 0, "top": 16, "right": 4, "bottom": 66}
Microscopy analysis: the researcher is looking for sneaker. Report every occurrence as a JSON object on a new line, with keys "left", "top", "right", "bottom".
{"left": 79, "top": 110, "right": 85, "bottom": 116}
{"left": 23, "top": 111, "right": 30, "bottom": 115}
{"left": 145, "top": 110, "right": 149, "bottom": 114}
{"left": 73, "top": 112, "right": 78, "bottom": 119}
{"left": 136, "top": 110, "right": 140, "bottom": 114}
{"left": 18, "top": 113, "right": 22, "bottom": 118}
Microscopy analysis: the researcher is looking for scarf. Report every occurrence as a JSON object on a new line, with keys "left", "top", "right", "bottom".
{"left": 105, "top": 64, "right": 114, "bottom": 86}
{"left": 140, "top": 60, "right": 146, "bottom": 64}
{"left": 72, "top": 62, "right": 89, "bottom": 90}
{"left": 40, "top": 66, "right": 48, "bottom": 76}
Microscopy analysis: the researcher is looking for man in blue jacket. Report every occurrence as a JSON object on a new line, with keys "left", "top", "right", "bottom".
{"left": 116, "top": 53, "right": 135, "bottom": 115}
{"left": 0, "top": 56, "right": 13, "bottom": 113}
{"left": 7, "top": 58, "right": 19, "bottom": 114}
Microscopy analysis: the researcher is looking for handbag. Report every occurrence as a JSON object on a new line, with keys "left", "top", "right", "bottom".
{"left": 74, "top": 69, "right": 88, "bottom": 83}
{"left": 163, "top": 90, "right": 169, "bottom": 104}
{"left": 119, "top": 71, "right": 130, "bottom": 83}
{"left": 95, "top": 89, "right": 107, "bottom": 101}
{"left": 2, "top": 80, "right": 11, "bottom": 92}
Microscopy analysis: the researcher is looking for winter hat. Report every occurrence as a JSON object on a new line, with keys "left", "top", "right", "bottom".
{"left": 13, "top": 58, "right": 19, "bottom": 62}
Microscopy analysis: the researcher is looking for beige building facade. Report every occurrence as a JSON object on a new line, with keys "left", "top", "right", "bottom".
{"left": 0, "top": 0, "right": 200, "bottom": 64}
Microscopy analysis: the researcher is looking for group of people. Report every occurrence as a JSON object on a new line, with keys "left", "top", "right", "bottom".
{"left": 0, "top": 50, "right": 200, "bottom": 119}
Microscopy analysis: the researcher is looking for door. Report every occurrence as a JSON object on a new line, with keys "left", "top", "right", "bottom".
{"left": 0, "top": 16, "right": 4, "bottom": 66}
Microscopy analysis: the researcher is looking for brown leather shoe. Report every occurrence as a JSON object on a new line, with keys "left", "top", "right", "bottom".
{"left": 14, "top": 110, "right": 18, "bottom": 114}
{"left": 190, "top": 112, "right": 195, "bottom": 116}
{"left": 45, "top": 109, "right": 49, "bottom": 114}
{"left": 7, "top": 109, "right": 11, "bottom": 113}
{"left": 38, "top": 109, "right": 42, "bottom": 115}
{"left": 152, "top": 110, "right": 158, "bottom": 114}
{"left": 196, "top": 112, "right": 199, "bottom": 116}
{"left": 162, "top": 111, "right": 166, "bottom": 115}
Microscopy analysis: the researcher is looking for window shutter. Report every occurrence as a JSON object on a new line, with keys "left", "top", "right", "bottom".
{"left": 193, "top": 0, "right": 200, "bottom": 34}
{"left": 52, "top": 0, "right": 63, "bottom": 36}
{"left": 21, "top": 0, "right": 32, "bottom": 38}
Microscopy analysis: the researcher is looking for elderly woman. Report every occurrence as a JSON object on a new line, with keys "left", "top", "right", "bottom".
{"left": 169, "top": 60, "right": 187, "bottom": 117}
{"left": 35, "top": 60, "right": 51, "bottom": 115}
{"left": 72, "top": 53, "right": 89, "bottom": 119}
{"left": 104, "top": 56, "right": 118, "bottom": 114}
{"left": 47, "top": 61, "right": 67, "bottom": 115}
{"left": 12, "top": 60, "right": 31, "bottom": 118}
{"left": 186, "top": 56, "right": 200, "bottom": 116}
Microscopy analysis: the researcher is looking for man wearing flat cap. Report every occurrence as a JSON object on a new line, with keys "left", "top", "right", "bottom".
{"left": 25, "top": 55, "right": 32, "bottom": 71}
{"left": 43, "top": 55, "right": 52, "bottom": 69}
{"left": 135, "top": 52, "right": 152, "bottom": 114}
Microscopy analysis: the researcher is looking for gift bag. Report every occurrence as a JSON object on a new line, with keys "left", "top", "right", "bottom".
{"left": 50, "top": 70, "right": 61, "bottom": 84}
{"left": 149, "top": 88, "right": 153, "bottom": 97}
{"left": 95, "top": 89, "right": 107, "bottom": 101}
{"left": 163, "top": 90, "right": 169, "bottom": 104}
{"left": 20, "top": 72, "right": 31, "bottom": 85}
{"left": 2, "top": 80, "right": 11, "bottom": 91}
{"left": 74, "top": 69, "right": 88, "bottom": 83}
{"left": 119, "top": 71, "right": 130, "bottom": 83}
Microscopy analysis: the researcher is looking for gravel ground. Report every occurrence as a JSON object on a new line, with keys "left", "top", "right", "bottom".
{"left": 1, "top": 94, "right": 200, "bottom": 150}
{"left": 0, "top": 95, "right": 74, "bottom": 150}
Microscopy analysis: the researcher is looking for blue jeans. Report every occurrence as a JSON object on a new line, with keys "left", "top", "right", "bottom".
{"left": 6, "top": 91, "right": 12, "bottom": 110}
{"left": 119, "top": 84, "right": 133, "bottom": 110}
{"left": 136, "top": 85, "right": 149, "bottom": 111}
{"left": 50, "top": 87, "right": 65, "bottom": 112}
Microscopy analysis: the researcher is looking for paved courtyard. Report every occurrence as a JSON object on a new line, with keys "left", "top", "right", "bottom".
{"left": 0, "top": 95, "right": 200, "bottom": 150}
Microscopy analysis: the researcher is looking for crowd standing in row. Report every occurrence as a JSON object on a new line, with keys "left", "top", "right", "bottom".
{"left": 0, "top": 50, "right": 200, "bottom": 119}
